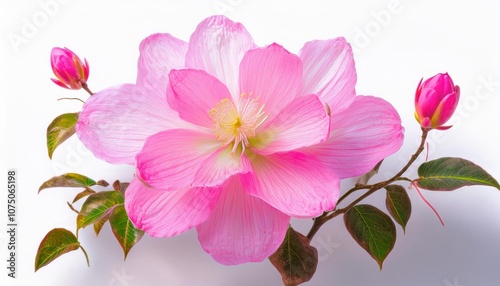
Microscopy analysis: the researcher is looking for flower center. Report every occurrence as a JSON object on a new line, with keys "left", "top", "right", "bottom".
{"left": 209, "top": 93, "right": 267, "bottom": 155}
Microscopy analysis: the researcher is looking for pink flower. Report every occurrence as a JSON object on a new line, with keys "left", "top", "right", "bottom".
{"left": 76, "top": 16, "right": 403, "bottom": 265}
{"left": 414, "top": 72, "right": 460, "bottom": 130}
{"left": 50, "top": 47, "right": 89, "bottom": 90}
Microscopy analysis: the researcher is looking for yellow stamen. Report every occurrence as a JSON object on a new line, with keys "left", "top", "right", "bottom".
{"left": 209, "top": 93, "right": 267, "bottom": 155}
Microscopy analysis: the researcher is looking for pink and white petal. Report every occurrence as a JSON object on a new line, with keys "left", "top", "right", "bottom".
{"left": 196, "top": 176, "right": 290, "bottom": 265}
{"left": 167, "top": 69, "right": 232, "bottom": 128}
{"left": 299, "top": 38, "right": 356, "bottom": 114}
{"left": 136, "top": 129, "right": 221, "bottom": 190}
{"left": 432, "top": 92, "right": 459, "bottom": 126}
{"left": 242, "top": 152, "right": 340, "bottom": 217}
{"left": 137, "top": 33, "right": 188, "bottom": 95}
{"left": 253, "top": 94, "right": 330, "bottom": 155}
{"left": 186, "top": 16, "right": 256, "bottom": 98}
{"left": 302, "top": 96, "right": 404, "bottom": 179}
{"left": 125, "top": 177, "right": 222, "bottom": 237}
{"left": 239, "top": 44, "right": 303, "bottom": 118}
{"left": 76, "top": 84, "right": 189, "bottom": 165}
{"left": 193, "top": 147, "right": 252, "bottom": 187}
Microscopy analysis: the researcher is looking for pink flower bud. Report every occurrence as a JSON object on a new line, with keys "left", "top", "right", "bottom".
{"left": 414, "top": 73, "right": 460, "bottom": 130}
{"left": 50, "top": 47, "right": 89, "bottom": 90}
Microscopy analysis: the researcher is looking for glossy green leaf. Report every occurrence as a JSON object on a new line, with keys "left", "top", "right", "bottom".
{"left": 109, "top": 205, "right": 144, "bottom": 259}
{"left": 38, "top": 173, "right": 109, "bottom": 193}
{"left": 77, "top": 191, "right": 124, "bottom": 230}
{"left": 385, "top": 185, "right": 412, "bottom": 232}
{"left": 344, "top": 204, "right": 396, "bottom": 269}
{"left": 417, "top": 157, "right": 500, "bottom": 191}
{"left": 47, "top": 112, "right": 79, "bottom": 159}
{"left": 269, "top": 227, "right": 318, "bottom": 286}
{"left": 72, "top": 188, "right": 96, "bottom": 203}
{"left": 35, "top": 228, "right": 88, "bottom": 271}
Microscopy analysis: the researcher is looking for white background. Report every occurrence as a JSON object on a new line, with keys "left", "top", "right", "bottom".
{"left": 1, "top": 1, "right": 500, "bottom": 285}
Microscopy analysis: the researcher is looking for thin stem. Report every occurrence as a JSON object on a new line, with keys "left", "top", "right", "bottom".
{"left": 387, "top": 128, "right": 429, "bottom": 183}
{"left": 411, "top": 181, "right": 444, "bottom": 226}
{"left": 337, "top": 184, "right": 369, "bottom": 206}
{"left": 57, "top": 97, "right": 85, "bottom": 103}
{"left": 396, "top": 177, "right": 413, "bottom": 182}
{"left": 81, "top": 82, "right": 94, "bottom": 96}
{"left": 306, "top": 128, "right": 430, "bottom": 240}
{"left": 79, "top": 245, "right": 91, "bottom": 267}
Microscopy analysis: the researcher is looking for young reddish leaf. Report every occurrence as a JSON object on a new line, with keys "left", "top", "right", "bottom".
{"left": 416, "top": 157, "right": 500, "bottom": 191}
{"left": 67, "top": 201, "right": 79, "bottom": 214}
{"left": 113, "top": 180, "right": 120, "bottom": 190}
{"left": 77, "top": 191, "right": 124, "bottom": 230}
{"left": 269, "top": 226, "right": 318, "bottom": 286}
{"left": 38, "top": 173, "right": 109, "bottom": 193}
{"left": 385, "top": 185, "right": 412, "bottom": 232}
{"left": 35, "top": 228, "right": 87, "bottom": 271}
{"left": 96, "top": 180, "right": 109, "bottom": 187}
{"left": 344, "top": 204, "right": 396, "bottom": 269}
{"left": 47, "top": 112, "right": 79, "bottom": 159}
{"left": 112, "top": 180, "right": 130, "bottom": 194}
{"left": 109, "top": 205, "right": 144, "bottom": 259}
{"left": 72, "top": 188, "right": 96, "bottom": 203}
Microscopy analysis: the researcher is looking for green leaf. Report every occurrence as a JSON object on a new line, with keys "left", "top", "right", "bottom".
{"left": 72, "top": 188, "right": 96, "bottom": 203}
{"left": 93, "top": 211, "right": 113, "bottom": 236}
{"left": 344, "top": 204, "right": 396, "bottom": 269}
{"left": 47, "top": 112, "right": 79, "bottom": 159}
{"left": 416, "top": 157, "right": 500, "bottom": 191}
{"left": 109, "top": 204, "right": 144, "bottom": 259}
{"left": 38, "top": 173, "right": 109, "bottom": 193}
{"left": 77, "top": 191, "right": 124, "bottom": 230}
{"left": 385, "top": 185, "right": 412, "bottom": 232}
{"left": 35, "top": 228, "right": 87, "bottom": 271}
{"left": 269, "top": 227, "right": 318, "bottom": 286}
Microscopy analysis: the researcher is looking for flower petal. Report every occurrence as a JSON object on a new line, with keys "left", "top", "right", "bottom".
{"left": 242, "top": 152, "right": 340, "bottom": 217}
{"left": 137, "top": 33, "right": 188, "bottom": 95}
{"left": 51, "top": 78, "right": 70, "bottom": 89}
{"left": 125, "top": 177, "right": 222, "bottom": 237}
{"left": 299, "top": 38, "right": 357, "bottom": 114}
{"left": 431, "top": 91, "right": 460, "bottom": 127}
{"left": 196, "top": 176, "right": 290, "bottom": 265}
{"left": 417, "top": 88, "right": 439, "bottom": 119}
{"left": 239, "top": 44, "right": 303, "bottom": 117}
{"left": 253, "top": 94, "right": 330, "bottom": 155}
{"left": 167, "top": 69, "right": 232, "bottom": 128}
{"left": 186, "top": 15, "right": 256, "bottom": 98}
{"left": 136, "top": 129, "right": 221, "bottom": 190}
{"left": 303, "top": 96, "right": 404, "bottom": 179}
{"left": 193, "top": 146, "right": 252, "bottom": 187}
{"left": 76, "top": 84, "right": 189, "bottom": 164}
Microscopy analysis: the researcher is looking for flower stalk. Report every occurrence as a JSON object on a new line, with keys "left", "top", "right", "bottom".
{"left": 307, "top": 128, "right": 430, "bottom": 240}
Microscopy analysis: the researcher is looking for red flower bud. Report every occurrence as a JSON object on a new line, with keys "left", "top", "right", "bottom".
{"left": 414, "top": 73, "right": 460, "bottom": 130}
{"left": 50, "top": 47, "right": 89, "bottom": 90}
